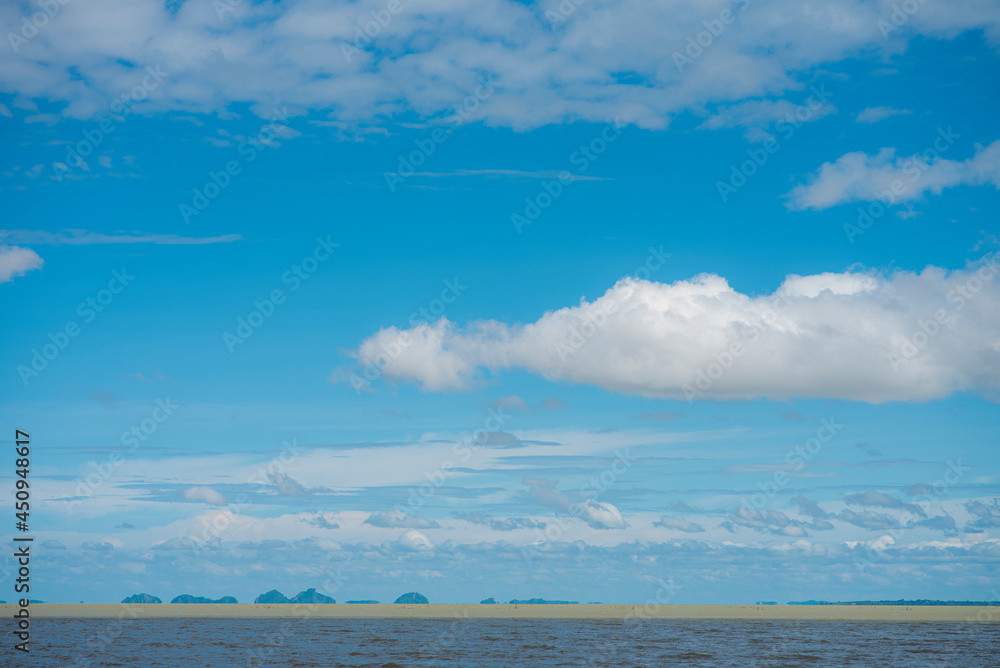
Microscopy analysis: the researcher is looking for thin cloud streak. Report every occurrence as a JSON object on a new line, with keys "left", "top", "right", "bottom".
{"left": 0, "top": 229, "right": 243, "bottom": 245}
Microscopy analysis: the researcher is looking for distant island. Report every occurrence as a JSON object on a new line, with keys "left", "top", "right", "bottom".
{"left": 100, "top": 593, "right": 1000, "bottom": 607}
{"left": 254, "top": 590, "right": 289, "bottom": 604}
{"left": 480, "top": 597, "right": 582, "bottom": 604}
{"left": 171, "top": 595, "right": 238, "bottom": 604}
{"left": 252, "top": 589, "right": 336, "bottom": 604}
{"left": 121, "top": 589, "right": 337, "bottom": 605}
{"left": 788, "top": 599, "right": 1000, "bottom": 606}
{"left": 290, "top": 589, "right": 335, "bottom": 604}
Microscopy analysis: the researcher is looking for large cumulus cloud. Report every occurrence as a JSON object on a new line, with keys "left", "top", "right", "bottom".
{"left": 343, "top": 259, "right": 1000, "bottom": 402}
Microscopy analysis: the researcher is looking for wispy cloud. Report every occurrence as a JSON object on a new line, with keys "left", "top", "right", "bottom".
{"left": 454, "top": 511, "right": 546, "bottom": 531}
{"left": 698, "top": 94, "right": 836, "bottom": 142}
{"left": 181, "top": 486, "right": 227, "bottom": 506}
{"left": 654, "top": 515, "right": 705, "bottom": 532}
{"left": 844, "top": 490, "right": 926, "bottom": 518}
{"left": 403, "top": 169, "right": 608, "bottom": 182}
{"left": 364, "top": 510, "right": 440, "bottom": 529}
{"left": 0, "top": 229, "right": 243, "bottom": 246}
{"left": 641, "top": 410, "right": 684, "bottom": 422}
{"left": 856, "top": 106, "right": 911, "bottom": 124}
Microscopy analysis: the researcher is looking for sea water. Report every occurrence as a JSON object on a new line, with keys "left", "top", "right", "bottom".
{"left": 24, "top": 617, "right": 1000, "bottom": 666}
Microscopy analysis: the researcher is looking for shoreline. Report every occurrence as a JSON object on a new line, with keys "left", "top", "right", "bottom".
{"left": 7, "top": 603, "right": 998, "bottom": 621}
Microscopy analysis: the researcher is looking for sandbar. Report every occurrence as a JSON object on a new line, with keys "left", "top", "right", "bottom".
{"left": 6, "top": 603, "right": 998, "bottom": 622}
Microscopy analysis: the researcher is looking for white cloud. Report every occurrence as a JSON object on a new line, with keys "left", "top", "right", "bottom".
{"left": 0, "top": 245, "right": 43, "bottom": 283}
{"left": 302, "top": 511, "right": 341, "bottom": 530}
{"left": 698, "top": 95, "right": 836, "bottom": 142}
{"left": 654, "top": 516, "right": 705, "bottom": 533}
{"left": 541, "top": 397, "right": 568, "bottom": 410}
{"left": 0, "top": 229, "right": 242, "bottom": 245}
{"left": 12, "top": 95, "right": 37, "bottom": 112}
{"left": 182, "top": 486, "right": 226, "bottom": 506}
{"left": 786, "top": 139, "right": 1000, "bottom": 210}
{"left": 523, "top": 478, "right": 628, "bottom": 529}
{"left": 777, "top": 272, "right": 878, "bottom": 299}
{"left": 577, "top": 499, "right": 628, "bottom": 530}
{"left": 490, "top": 395, "right": 531, "bottom": 411}
{"left": 856, "top": 106, "right": 911, "bottom": 123}
{"left": 844, "top": 490, "right": 925, "bottom": 517}
{"left": 267, "top": 472, "right": 310, "bottom": 496}
{"left": 0, "top": 0, "right": 998, "bottom": 128}
{"left": 395, "top": 530, "right": 434, "bottom": 552}
{"left": 345, "top": 259, "right": 1000, "bottom": 403}
{"left": 405, "top": 169, "right": 607, "bottom": 181}
{"left": 364, "top": 510, "right": 440, "bottom": 529}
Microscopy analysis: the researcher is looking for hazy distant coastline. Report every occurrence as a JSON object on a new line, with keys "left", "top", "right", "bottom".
{"left": 9, "top": 604, "right": 998, "bottom": 622}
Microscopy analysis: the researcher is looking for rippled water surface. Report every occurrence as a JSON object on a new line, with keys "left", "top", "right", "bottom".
{"left": 24, "top": 618, "right": 1000, "bottom": 667}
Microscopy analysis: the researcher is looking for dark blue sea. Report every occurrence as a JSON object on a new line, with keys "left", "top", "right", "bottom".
{"left": 22, "top": 618, "right": 1000, "bottom": 667}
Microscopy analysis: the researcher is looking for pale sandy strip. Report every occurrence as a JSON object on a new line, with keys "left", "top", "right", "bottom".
{"left": 4, "top": 604, "right": 998, "bottom": 621}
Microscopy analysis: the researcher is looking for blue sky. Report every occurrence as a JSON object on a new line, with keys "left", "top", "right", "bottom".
{"left": 1, "top": 0, "right": 999, "bottom": 605}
